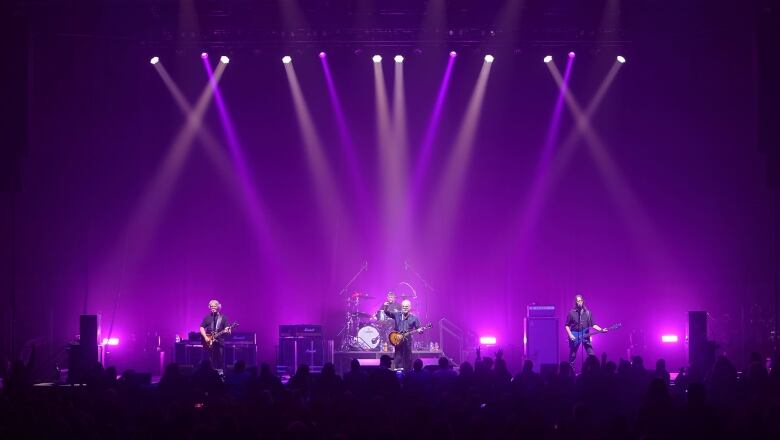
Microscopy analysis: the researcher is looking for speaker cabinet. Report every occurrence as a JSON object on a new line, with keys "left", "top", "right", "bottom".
{"left": 174, "top": 343, "right": 204, "bottom": 366}
{"left": 524, "top": 317, "right": 559, "bottom": 372}
{"left": 688, "top": 311, "right": 713, "bottom": 371}
{"left": 225, "top": 344, "right": 257, "bottom": 367}
{"left": 278, "top": 337, "right": 324, "bottom": 374}
{"left": 68, "top": 315, "right": 99, "bottom": 383}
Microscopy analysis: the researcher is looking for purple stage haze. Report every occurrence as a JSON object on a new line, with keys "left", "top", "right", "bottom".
{"left": 412, "top": 52, "right": 457, "bottom": 198}
{"left": 3, "top": 13, "right": 775, "bottom": 373}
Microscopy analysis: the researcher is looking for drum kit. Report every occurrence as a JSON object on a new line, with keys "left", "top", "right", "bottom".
{"left": 339, "top": 291, "right": 408, "bottom": 351}
{"left": 335, "top": 261, "right": 434, "bottom": 351}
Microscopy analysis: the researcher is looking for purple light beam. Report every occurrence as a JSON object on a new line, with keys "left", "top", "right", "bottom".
{"left": 201, "top": 57, "right": 280, "bottom": 279}
{"left": 515, "top": 54, "right": 575, "bottom": 250}
{"left": 412, "top": 52, "right": 457, "bottom": 195}
{"left": 320, "top": 54, "right": 370, "bottom": 209}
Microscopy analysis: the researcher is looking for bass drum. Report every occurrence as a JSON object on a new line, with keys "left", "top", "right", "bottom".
{"left": 356, "top": 325, "right": 382, "bottom": 350}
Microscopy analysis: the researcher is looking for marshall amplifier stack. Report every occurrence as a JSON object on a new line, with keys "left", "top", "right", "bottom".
{"left": 174, "top": 331, "right": 257, "bottom": 368}
{"left": 278, "top": 324, "right": 325, "bottom": 375}
{"left": 524, "top": 305, "right": 558, "bottom": 372}
{"left": 527, "top": 304, "right": 556, "bottom": 317}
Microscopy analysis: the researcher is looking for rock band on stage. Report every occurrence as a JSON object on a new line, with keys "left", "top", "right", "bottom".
{"left": 200, "top": 293, "right": 610, "bottom": 372}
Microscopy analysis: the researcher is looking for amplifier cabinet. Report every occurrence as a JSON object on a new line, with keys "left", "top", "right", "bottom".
{"left": 278, "top": 336, "right": 324, "bottom": 375}
{"left": 175, "top": 342, "right": 257, "bottom": 367}
{"left": 524, "top": 317, "right": 559, "bottom": 372}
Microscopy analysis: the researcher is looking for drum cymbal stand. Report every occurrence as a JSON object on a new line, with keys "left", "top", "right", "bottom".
{"left": 337, "top": 261, "right": 367, "bottom": 351}
{"left": 337, "top": 304, "right": 361, "bottom": 351}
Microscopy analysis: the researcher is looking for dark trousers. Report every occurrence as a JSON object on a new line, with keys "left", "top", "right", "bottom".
{"left": 394, "top": 340, "right": 413, "bottom": 371}
{"left": 205, "top": 343, "right": 225, "bottom": 370}
{"left": 568, "top": 338, "right": 594, "bottom": 370}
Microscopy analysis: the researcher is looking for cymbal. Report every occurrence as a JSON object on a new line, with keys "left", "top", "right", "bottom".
{"left": 350, "top": 292, "right": 375, "bottom": 299}
{"left": 348, "top": 311, "right": 372, "bottom": 318}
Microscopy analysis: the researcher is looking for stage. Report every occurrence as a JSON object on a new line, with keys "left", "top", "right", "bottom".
{"left": 333, "top": 350, "right": 443, "bottom": 375}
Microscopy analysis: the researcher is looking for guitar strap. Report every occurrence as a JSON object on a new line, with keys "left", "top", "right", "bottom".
{"left": 215, "top": 314, "right": 223, "bottom": 333}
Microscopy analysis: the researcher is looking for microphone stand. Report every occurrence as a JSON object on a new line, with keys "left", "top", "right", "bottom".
{"left": 404, "top": 261, "right": 435, "bottom": 293}
{"left": 338, "top": 261, "right": 367, "bottom": 296}
{"left": 404, "top": 261, "right": 435, "bottom": 350}
{"left": 336, "top": 262, "right": 367, "bottom": 351}
{"left": 578, "top": 308, "right": 584, "bottom": 374}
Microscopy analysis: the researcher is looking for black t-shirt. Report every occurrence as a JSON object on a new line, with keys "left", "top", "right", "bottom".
{"left": 200, "top": 313, "right": 229, "bottom": 334}
{"left": 565, "top": 308, "right": 593, "bottom": 332}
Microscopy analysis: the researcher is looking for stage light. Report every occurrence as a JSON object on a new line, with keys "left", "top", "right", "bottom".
{"left": 569, "top": 51, "right": 576, "bottom": 58}
{"left": 282, "top": 55, "right": 292, "bottom": 64}
{"left": 661, "top": 335, "right": 679, "bottom": 343}
{"left": 150, "top": 56, "right": 159, "bottom": 65}
{"left": 617, "top": 55, "right": 626, "bottom": 64}
{"left": 479, "top": 336, "right": 497, "bottom": 345}
{"left": 220, "top": 56, "right": 230, "bottom": 64}
{"left": 200, "top": 52, "right": 208, "bottom": 59}
{"left": 319, "top": 52, "right": 326, "bottom": 58}
{"left": 543, "top": 55, "right": 553, "bottom": 63}
{"left": 101, "top": 337, "right": 120, "bottom": 346}
{"left": 449, "top": 51, "right": 457, "bottom": 57}
{"left": 484, "top": 54, "right": 494, "bottom": 63}
{"left": 372, "top": 54, "right": 382, "bottom": 63}
{"left": 394, "top": 55, "right": 404, "bottom": 63}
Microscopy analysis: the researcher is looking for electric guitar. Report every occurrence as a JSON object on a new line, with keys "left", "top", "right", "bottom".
{"left": 570, "top": 323, "right": 622, "bottom": 345}
{"left": 203, "top": 322, "right": 239, "bottom": 348}
{"left": 389, "top": 323, "right": 432, "bottom": 347}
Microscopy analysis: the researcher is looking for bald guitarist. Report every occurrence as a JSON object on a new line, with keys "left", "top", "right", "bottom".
{"left": 199, "top": 299, "right": 232, "bottom": 369}
{"left": 383, "top": 299, "right": 421, "bottom": 371}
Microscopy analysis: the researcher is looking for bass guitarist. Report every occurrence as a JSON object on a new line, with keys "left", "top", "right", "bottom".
{"left": 565, "top": 294, "right": 608, "bottom": 371}
{"left": 383, "top": 299, "right": 421, "bottom": 371}
{"left": 199, "top": 299, "right": 232, "bottom": 369}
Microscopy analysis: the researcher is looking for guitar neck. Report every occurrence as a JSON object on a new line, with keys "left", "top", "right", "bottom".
{"left": 403, "top": 324, "right": 432, "bottom": 336}
{"left": 210, "top": 323, "right": 237, "bottom": 338}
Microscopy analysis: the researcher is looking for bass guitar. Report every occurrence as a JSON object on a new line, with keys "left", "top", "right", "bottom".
{"left": 203, "top": 322, "right": 239, "bottom": 348}
{"left": 570, "top": 323, "right": 622, "bottom": 345}
{"left": 388, "top": 323, "right": 432, "bottom": 347}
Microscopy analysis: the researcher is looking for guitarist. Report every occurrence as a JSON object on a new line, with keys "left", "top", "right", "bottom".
{"left": 565, "top": 294, "right": 608, "bottom": 371}
{"left": 199, "top": 299, "right": 232, "bottom": 369}
{"left": 383, "top": 299, "right": 421, "bottom": 371}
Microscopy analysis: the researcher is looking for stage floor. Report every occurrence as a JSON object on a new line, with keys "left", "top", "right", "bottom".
{"left": 333, "top": 350, "right": 443, "bottom": 374}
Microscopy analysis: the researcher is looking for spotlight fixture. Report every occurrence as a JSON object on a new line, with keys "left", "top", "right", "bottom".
{"left": 449, "top": 51, "right": 457, "bottom": 57}
{"left": 319, "top": 52, "right": 326, "bottom": 58}
{"left": 568, "top": 51, "right": 576, "bottom": 58}
{"left": 282, "top": 55, "right": 292, "bottom": 64}
{"left": 479, "top": 336, "right": 497, "bottom": 345}
{"left": 543, "top": 55, "right": 553, "bottom": 63}
{"left": 372, "top": 54, "right": 382, "bottom": 63}
{"left": 394, "top": 55, "right": 404, "bottom": 63}
{"left": 661, "top": 335, "right": 679, "bottom": 343}
{"left": 150, "top": 56, "right": 159, "bottom": 65}
{"left": 484, "top": 54, "right": 494, "bottom": 63}
{"left": 200, "top": 52, "right": 208, "bottom": 59}
{"left": 220, "top": 56, "right": 230, "bottom": 64}
{"left": 617, "top": 55, "right": 626, "bottom": 64}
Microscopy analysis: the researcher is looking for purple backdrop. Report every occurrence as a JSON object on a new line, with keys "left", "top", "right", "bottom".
{"left": 5, "top": 21, "right": 774, "bottom": 372}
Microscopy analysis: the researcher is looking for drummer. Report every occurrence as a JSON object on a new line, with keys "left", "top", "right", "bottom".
{"left": 376, "top": 291, "right": 402, "bottom": 321}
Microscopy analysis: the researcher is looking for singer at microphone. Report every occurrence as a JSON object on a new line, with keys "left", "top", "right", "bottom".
{"left": 564, "top": 294, "right": 608, "bottom": 372}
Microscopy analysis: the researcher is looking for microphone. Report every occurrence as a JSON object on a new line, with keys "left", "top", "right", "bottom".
{"left": 404, "top": 261, "right": 409, "bottom": 270}
{"left": 363, "top": 261, "right": 368, "bottom": 271}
